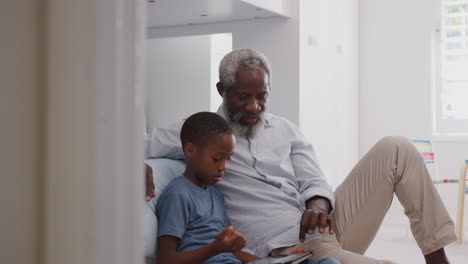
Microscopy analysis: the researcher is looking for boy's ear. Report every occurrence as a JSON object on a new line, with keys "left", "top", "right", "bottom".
{"left": 184, "top": 142, "right": 197, "bottom": 159}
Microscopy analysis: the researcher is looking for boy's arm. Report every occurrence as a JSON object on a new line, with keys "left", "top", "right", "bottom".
{"left": 233, "top": 251, "right": 259, "bottom": 264}
{"left": 157, "top": 235, "right": 221, "bottom": 264}
{"left": 157, "top": 227, "right": 246, "bottom": 264}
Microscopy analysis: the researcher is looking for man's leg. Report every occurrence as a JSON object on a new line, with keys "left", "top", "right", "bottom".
{"left": 273, "top": 232, "right": 394, "bottom": 263}
{"left": 299, "top": 232, "right": 396, "bottom": 264}
{"left": 333, "top": 137, "right": 456, "bottom": 259}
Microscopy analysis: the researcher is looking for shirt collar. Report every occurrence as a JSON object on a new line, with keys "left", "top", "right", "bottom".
{"left": 216, "top": 104, "right": 273, "bottom": 128}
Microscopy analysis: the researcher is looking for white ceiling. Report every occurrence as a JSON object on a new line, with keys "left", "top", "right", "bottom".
{"left": 146, "top": 0, "right": 287, "bottom": 28}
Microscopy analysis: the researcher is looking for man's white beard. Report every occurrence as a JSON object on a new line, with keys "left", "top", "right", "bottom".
{"left": 223, "top": 102, "right": 265, "bottom": 138}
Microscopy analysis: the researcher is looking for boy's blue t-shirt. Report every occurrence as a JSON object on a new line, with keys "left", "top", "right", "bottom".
{"left": 156, "top": 175, "right": 241, "bottom": 264}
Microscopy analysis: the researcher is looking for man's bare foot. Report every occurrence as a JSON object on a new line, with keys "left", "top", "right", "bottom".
{"left": 424, "top": 248, "right": 449, "bottom": 264}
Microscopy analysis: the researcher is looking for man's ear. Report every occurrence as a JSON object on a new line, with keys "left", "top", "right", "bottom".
{"left": 184, "top": 142, "right": 197, "bottom": 159}
{"left": 216, "top": 82, "right": 225, "bottom": 97}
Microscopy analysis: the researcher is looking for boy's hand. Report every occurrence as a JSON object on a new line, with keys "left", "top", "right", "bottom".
{"left": 212, "top": 226, "right": 246, "bottom": 253}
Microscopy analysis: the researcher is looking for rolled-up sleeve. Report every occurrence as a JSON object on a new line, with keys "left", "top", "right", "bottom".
{"left": 290, "top": 126, "right": 335, "bottom": 213}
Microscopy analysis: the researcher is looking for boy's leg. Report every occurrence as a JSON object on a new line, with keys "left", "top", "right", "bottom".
{"left": 333, "top": 136, "right": 457, "bottom": 255}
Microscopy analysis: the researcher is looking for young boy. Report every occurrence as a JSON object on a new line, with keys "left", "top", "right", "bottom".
{"left": 156, "top": 112, "right": 246, "bottom": 264}
{"left": 156, "top": 112, "right": 340, "bottom": 264}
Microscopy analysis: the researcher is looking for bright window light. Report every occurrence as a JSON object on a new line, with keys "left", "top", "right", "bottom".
{"left": 435, "top": 0, "right": 468, "bottom": 135}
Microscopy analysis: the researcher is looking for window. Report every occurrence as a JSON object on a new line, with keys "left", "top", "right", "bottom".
{"left": 435, "top": 0, "right": 468, "bottom": 135}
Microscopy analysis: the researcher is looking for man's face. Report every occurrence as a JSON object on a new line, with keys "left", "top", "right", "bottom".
{"left": 221, "top": 67, "right": 269, "bottom": 128}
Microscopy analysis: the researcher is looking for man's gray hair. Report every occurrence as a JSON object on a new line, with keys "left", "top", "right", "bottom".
{"left": 219, "top": 49, "right": 272, "bottom": 91}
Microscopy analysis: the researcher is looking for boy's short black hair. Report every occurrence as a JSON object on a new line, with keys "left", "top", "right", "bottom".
{"left": 180, "top": 112, "right": 233, "bottom": 149}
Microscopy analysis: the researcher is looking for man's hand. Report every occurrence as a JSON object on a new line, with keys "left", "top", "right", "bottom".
{"left": 145, "top": 163, "right": 155, "bottom": 201}
{"left": 299, "top": 196, "right": 334, "bottom": 242}
{"left": 212, "top": 226, "right": 246, "bottom": 253}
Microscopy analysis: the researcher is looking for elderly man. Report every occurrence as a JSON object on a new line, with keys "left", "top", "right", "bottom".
{"left": 145, "top": 49, "right": 456, "bottom": 264}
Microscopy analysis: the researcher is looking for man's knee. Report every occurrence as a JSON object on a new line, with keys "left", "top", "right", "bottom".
{"left": 376, "top": 136, "right": 411, "bottom": 147}
{"left": 376, "top": 136, "right": 420, "bottom": 157}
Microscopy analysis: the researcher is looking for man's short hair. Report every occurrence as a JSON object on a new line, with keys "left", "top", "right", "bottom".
{"left": 219, "top": 49, "right": 272, "bottom": 91}
{"left": 180, "top": 112, "right": 233, "bottom": 149}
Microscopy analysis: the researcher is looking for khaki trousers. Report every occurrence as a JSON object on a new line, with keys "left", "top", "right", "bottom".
{"left": 277, "top": 136, "right": 457, "bottom": 264}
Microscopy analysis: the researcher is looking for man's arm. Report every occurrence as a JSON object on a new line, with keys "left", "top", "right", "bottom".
{"left": 157, "top": 227, "right": 246, "bottom": 264}
{"left": 289, "top": 125, "right": 335, "bottom": 209}
{"left": 288, "top": 123, "right": 335, "bottom": 241}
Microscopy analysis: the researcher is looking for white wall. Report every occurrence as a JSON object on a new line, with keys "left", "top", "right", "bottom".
{"left": 210, "top": 33, "right": 233, "bottom": 112}
{"left": 0, "top": 1, "right": 42, "bottom": 263}
{"left": 360, "top": 0, "right": 468, "bottom": 237}
{"left": 146, "top": 35, "right": 212, "bottom": 129}
{"left": 299, "top": 0, "right": 359, "bottom": 188}
{"left": 231, "top": 12, "right": 301, "bottom": 125}
{"left": 147, "top": 0, "right": 360, "bottom": 188}
{"left": 360, "top": 0, "right": 435, "bottom": 152}
{"left": 148, "top": 10, "right": 301, "bottom": 125}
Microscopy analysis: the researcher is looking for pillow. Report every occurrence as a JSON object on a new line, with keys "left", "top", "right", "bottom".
{"left": 144, "top": 158, "right": 186, "bottom": 263}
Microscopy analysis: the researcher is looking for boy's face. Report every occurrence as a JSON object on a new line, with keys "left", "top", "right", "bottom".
{"left": 185, "top": 133, "right": 235, "bottom": 188}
